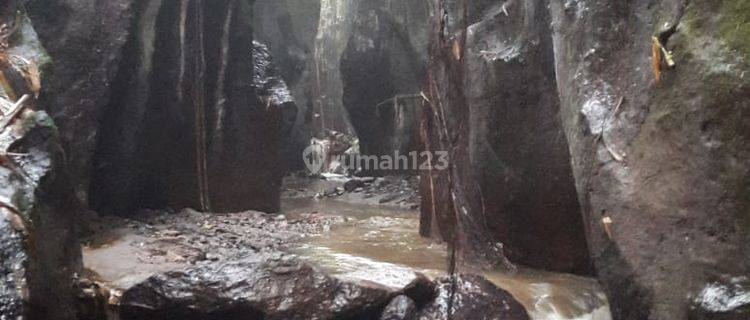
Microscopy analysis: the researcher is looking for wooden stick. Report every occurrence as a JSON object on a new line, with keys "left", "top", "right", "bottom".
{"left": 0, "top": 94, "right": 30, "bottom": 129}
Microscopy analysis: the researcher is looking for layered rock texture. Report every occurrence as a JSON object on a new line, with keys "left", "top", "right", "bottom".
{"left": 420, "top": 0, "right": 592, "bottom": 275}
{"left": 422, "top": 0, "right": 750, "bottom": 318}
{"left": 27, "top": 0, "right": 292, "bottom": 214}
{"left": 0, "top": 0, "right": 746, "bottom": 319}
{"left": 0, "top": 108, "right": 80, "bottom": 320}
{"left": 0, "top": 4, "right": 80, "bottom": 319}
{"left": 254, "top": 0, "right": 319, "bottom": 171}
{"left": 340, "top": 0, "right": 430, "bottom": 161}
{"left": 550, "top": 0, "right": 750, "bottom": 318}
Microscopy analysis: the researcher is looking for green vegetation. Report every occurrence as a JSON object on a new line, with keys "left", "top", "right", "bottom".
{"left": 719, "top": 0, "right": 750, "bottom": 54}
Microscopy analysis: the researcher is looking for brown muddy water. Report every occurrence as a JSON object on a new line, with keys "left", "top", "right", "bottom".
{"left": 282, "top": 195, "right": 612, "bottom": 320}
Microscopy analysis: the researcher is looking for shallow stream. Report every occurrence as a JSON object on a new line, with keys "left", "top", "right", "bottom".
{"left": 283, "top": 195, "right": 612, "bottom": 320}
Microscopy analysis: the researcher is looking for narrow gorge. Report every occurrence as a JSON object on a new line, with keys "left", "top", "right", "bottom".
{"left": 0, "top": 0, "right": 748, "bottom": 320}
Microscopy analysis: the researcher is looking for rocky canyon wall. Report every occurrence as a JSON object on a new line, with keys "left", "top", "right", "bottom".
{"left": 253, "top": 0, "right": 319, "bottom": 171}
{"left": 420, "top": 0, "right": 592, "bottom": 275}
{"left": 340, "top": 0, "right": 430, "bottom": 161}
{"left": 422, "top": 0, "right": 750, "bottom": 318}
{"left": 26, "top": 0, "right": 292, "bottom": 215}
{"left": 0, "top": 3, "right": 80, "bottom": 319}
{"left": 550, "top": 0, "right": 750, "bottom": 318}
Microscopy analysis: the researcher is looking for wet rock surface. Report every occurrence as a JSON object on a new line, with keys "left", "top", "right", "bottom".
{"left": 253, "top": 0, "right": 318, "bottom": 171}
{"left": 85, "top": 0, "right": 286, "bottom": 214}
{"left": 309, "top": 0, "right": 358, "bottom": 134}
{"left": 78, "top": 210, "right": 536, "bottom": 320}
{"left": 421, "top": 0, "right": 592, "bottom": 274}
{"left": 422, "top": 0, "right": 749, "bottom": 317}
{"left": 252, "top": 40, "right": 307, "bottom": 173}
{"left": 550, "top": 0, "right": 750, "bottom": 318}
{"left": 283, "top": 175, "right": 421, "bottom": 210}
{"left": 0, "top": 6, "right": 80, "bottom": 319}
{"left": 416, "top": 274, "right": 530, "bottom": 320}
{"left": 0, "top": 109, "right": 80, "bottom": 320}
{"left": 82, "top": 209, "right": 344, "bottom": 285}
{"left": 118, "top": 255, "right": 394, "bottom": 320}
{"left": 340, "top": 0, "right": 430, "bottom": 162}
{"left": 691, "top": 276, "right": 750, "bottom": 320}
{"left": 79, "top": 208, "right": 440, "bottom": 320}
{"left": 380, "top": 295, "right": 417, "bottom": 320}
{"left": 26, "top": 0, "right": 135, "bottom": 204}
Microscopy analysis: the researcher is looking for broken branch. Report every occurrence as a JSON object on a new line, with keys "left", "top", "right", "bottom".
{"left": 0, "top": 93, "right": 30, "bottom": 129}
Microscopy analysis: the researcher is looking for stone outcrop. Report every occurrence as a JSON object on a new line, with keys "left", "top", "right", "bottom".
{"left": 253, "top": 0, "right": 319, "bottom": 171}
{"left": 415, "top": 275, "right": 529, "bottom": 320}
{"left": 26, "top": 0, "right": 136, "bottom": 205}
{"left": 0, "top": 5, "right": 81, "bottom": 319}
{"left": 550, "top": 0, "right": 750, "bottom": 318}
{"left": 422, "top": 0, "right": 749, "bottom": 317}
{"left": 23, "top": 0, "right": 293, "bottom": 215}
{"left": 118, "top": 255, "right": 397, "bottom": 320}
{"left": 420, "top": 0, "right": 592, "bottom": 274}
{"left": 252, "top": 40, "right": 305, "bottom": 174}
{"left": 0, "top": 109, "right": 80, "bottom": 320}
{"left": 257, "top": 0, "right": 431, "bottom": 170}
{"left": 87, "top": 250, "right": 528, "bottom": 320}
{"left": 310, "top": 0, "right": 358, "bottom": 134}
{"left": 79, "top": 0, "right": 285, "bottom": 214}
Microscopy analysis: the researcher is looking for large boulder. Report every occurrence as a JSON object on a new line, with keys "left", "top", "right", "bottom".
{"left": 420, "top": 0, "right": 592, "bottom": 274}
{"left": 550, "top": 0, "right": 750, "bottom": 318}
{"left": 415, "top": 274, "right": 529, "bottom": 320}
{"left": 119, "top": 255, "right": 404, "bottom": 320}
{"left": 0, "top": 109, "right": 80, "bottom": 320}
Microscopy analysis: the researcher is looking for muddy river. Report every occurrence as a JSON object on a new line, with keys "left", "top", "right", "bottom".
{"left": 282, "top": 196, "right": 612, "bottom": 320}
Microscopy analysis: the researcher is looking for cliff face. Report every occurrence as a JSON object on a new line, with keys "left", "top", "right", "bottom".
{"left": 258, "top": 0, "right": 430, "bottom": 172}
{"left": 550, "top": 0, "right": 750, "bottom": 318}
{"left": 1, "top": 0, "right": 747, "bottom": 318}
{"left": 0, "top": 110, "right": 80, "bottom": 320}
{"left": 0, "top": 10, "right": 80, "bottom": 319}
{"left": 0, "top": 3, "right": 80, "bottom": 319}
{"left": 253, "top": 0, "right": 319, "bottom": 171}
{"left": 424, "top": 0, "right": 750, "bottom": 317}
{"left": 340, "top": 0, "right": 430, "bottom": 161}
{"left": 26, "top": 0, "right": 136, "bottom": 205}
{"left": 27, "top": 0, "right": 289, "bottom": 215}
{"left": 421, "top": 0, "right": 592, "bottom": 275}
